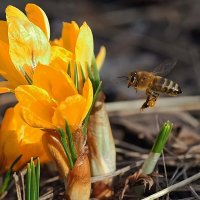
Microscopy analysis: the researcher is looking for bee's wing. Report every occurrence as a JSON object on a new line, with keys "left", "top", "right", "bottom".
{"left": 152, "top": 58, "right": 177, "bottom": 76}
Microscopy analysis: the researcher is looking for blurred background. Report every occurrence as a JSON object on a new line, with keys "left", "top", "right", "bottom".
{"left": 1, "top": 0, "right": 200, "bottom": 103}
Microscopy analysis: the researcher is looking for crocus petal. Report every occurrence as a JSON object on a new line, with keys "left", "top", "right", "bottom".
{"left": 51, "top": 38, "right": 63, "bottom": 47}
{"left": 25, "top": 3, "right": 50, "bottom": 40}
{"left": 50, "top": 46, "right": 72, "bottom": 72}
{"left": 20, "top": 107, "right": 55, "bottom": 130}
{"left": 0, "top": 81, "right": 14, "bottom": 94}
{"left": 0, "top": 40, "right": 28, "bottom": 86}
{"left": 52, "top": 95, "right": 87, "bottom": 130}
{"left": 75, "top": 22, "right": 94, "bottom": 76}
{"left": 62, "top": 21, "right": 79, "bottom": 53}
{"left": 96, "top": 46, "right": 106, "bottom": 71}
{"left": 5, "top": 5, "right": 27, "bottom": 20}
{"left": 0, "top": 129, "right": 50, "bottom": 172}
{"left": 0, "top": 107, "right": 15, "bottom": 132}
{"left": 0, "top": 20, "right": 8, "bottom": 44}
{"left": 82, "top": 78, "right": 93, "bottom": 120}
{"left": 6, "top": 5, "right": 51, "bottom": 70}
{"left": 33, "top": 65, "right": 77, "bottom": 102}
{"left": 0, "top": 130, "right": 22, "bottom": 173}
{"left": 0, "top": 106, "right": 51, "bottom": 172}
{"left": 15, "top": 85, "right": 56, "bottom": 129}
{"left": 20, "top": 128, "right": 50, "bottom": 163}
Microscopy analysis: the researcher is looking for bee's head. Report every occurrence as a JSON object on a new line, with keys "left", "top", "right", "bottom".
{"left": 128, "top": 71, "right": 137, "bottom": 88}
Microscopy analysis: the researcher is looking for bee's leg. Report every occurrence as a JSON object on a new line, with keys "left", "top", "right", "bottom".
{"left": 148, "top": 90, "right": 159, "bottom": 108}
{"left": 140, "top": 89, "right": 159, "bottom": 111}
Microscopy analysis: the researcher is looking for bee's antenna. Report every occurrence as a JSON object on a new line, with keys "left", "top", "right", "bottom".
{"left": 117, "top": 76, "right": 128, "bottom": 80}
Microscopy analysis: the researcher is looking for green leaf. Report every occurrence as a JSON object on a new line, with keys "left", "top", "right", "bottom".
{"left": 65, "top": 121, "right": 77, "bottom": 163}
{"left": 24, "top": 72, "right": 33, "bottom": 85}
{"left": 30, "top": 158, "right": 36, "bottom": 200}
{"left": 35, "top": 158, "right": 40, "bottom": 199}
{"left": 0, "top": 155, "right": 22, "bottom": 196}
{"left": 19, "top": 66, "right": 32, "bottom": 84}
{"left": 141, "top": 121, "right": 173, "bottom": 175}
{"left": 10, "top": 155, "right": 23, "bottom": 170}
{"left": 25, "top": 158, "right": 40, "bottom": 200}
{"left": 0, "top": 169, "right": 12, "bottom": 196}
{"left": 74, "top": 63, "right": 79, "bottom": 90}
{"left": 152, "top": 121, "right": 173, "bottom": 153}
{"left": 58, "top": 128, "right": 74, "bottom": 169}
{"left": 80, "top": 64, "right": 86, "bottom": 84}
{"left": 87, "top": 58, "right": 101, "bottom": 93}
{"left": 87, "top": 64, "right": 94, "bottom": 84}
{"left": 92, "top": 56, "right": 100, "bottom": 85}
{"left": 67, "top": 62, "right": 71, "bottom": 77}
{"left": 26, "top": 163, "right": 31, "bottom": 200}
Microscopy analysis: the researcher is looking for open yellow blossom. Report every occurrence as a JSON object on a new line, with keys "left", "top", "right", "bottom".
{"left": 52, "top": 21, "right": 93, "bottom": 84}
{"left": 15, "top": 66, "right": 93, "bottom": 131}
{"left": 0, "top": 104, "right": 51, "bottom": 173}
{"left": 0, "top": 3, "right": 51, "bottom": 93}
{"left": 51, "top": 21, "right": 106, "bottom": 86}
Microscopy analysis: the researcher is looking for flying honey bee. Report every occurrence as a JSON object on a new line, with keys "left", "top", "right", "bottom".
{"left": 121, "top": 59, "right": 182, "bottom": 111}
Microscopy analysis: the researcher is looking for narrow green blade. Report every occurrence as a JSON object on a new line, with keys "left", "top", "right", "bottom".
{"left": 67, "top": 62, "right": 71, "bottom": 77}
{"left": 35, "top": 158, "right": 40, "bottom": 199}
{"left": 65, "top": 121, "right": 77, "bottom": 163}
{"left": 92, "top": 56, "right": 100, "bottom": 85}
{"left": 58, "top": 128, "right": 74, "bottom": 169}
{"left": 80, "top": 64, "right": 86, "bottom": 84}
{"left": 26, "top": 163, "right": 31, "bottom": 200}
{"left": 0, "top": 169, "right": 12, "bottom": 196}
{"left": 30, "top": 158, "right": 36, "bottom": 200}
{"left": 0, "top": 155, "right": 22, "bottom": 196}
{"left": 87, "top": 64, "right": 95, "bottom": 86}
{"left": 74, "top": 63, "right": 79, "bottom": 90}
{"left": 152, "top": 121, "right": 173, "bottom": 153}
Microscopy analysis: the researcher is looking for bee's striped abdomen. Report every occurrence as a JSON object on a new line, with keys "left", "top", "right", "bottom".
{"left": 152, "top": 77, "right": 182, "bottom": 96}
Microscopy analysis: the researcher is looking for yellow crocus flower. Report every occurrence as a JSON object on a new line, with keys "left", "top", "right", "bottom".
{"left": 0, "top": 104, "right": 51, "bottom": 173}
{"left": 15, "top": 66, "right": 93, "bottom": 132}
{"left": 0, "top": 4, "right": 51, "bottom": 93}
{"left": 51, "top": 21, "right": 106, "bottom": 86}
{"left": 52, "top": 21, "right": 93, "bottom": 84}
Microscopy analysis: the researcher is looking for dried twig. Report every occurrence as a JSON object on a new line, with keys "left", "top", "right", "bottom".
{"left": 106, "top": 96, "right": 200, "bottom": 116}
{"left": 39, "top": 192, "right": 54, "bottom": 200}
{"left": 20, "top": 170, "right": 26, "bottom": 200}
{"left": 13, "top": 172, "right": 22, "bottom": 200}
{"left": 91, "top": 161, "right": 143, "bottom": 183}
{"left": 142, "top": 171, "right": 200, "bottom": 200}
